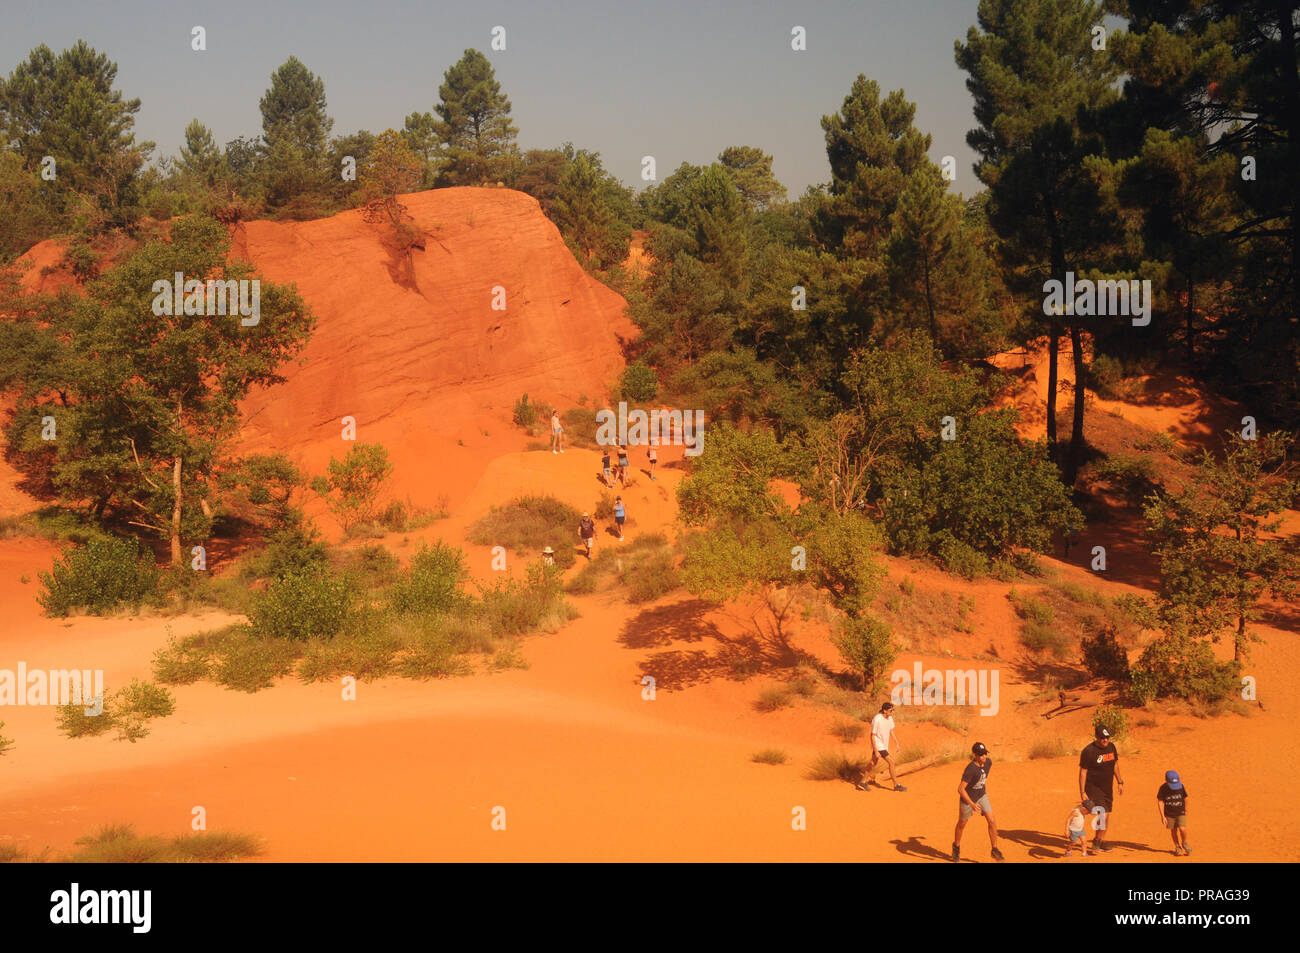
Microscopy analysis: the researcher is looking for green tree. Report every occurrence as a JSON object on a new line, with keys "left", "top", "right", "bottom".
{"left": 956, "top": 0, "right": 1120, "bottom": 482}
{"left": 551, "top": 151, "right": 633, "bottom": 271}
{"left": 718, "top": 145, "right": 787, "bottom": 211}
{"left": 0, "top": 41, "right": 150, "bottom": 227}
{"left": 433, "top": 49, "right": 519, "bottom": 186}
{"left": 258, "top": 57, "right": 333, "bottom": 210}
{"left": 359, "top": 129, "right": 421, "bottom": 229}
{"left": 314, "top": 443, "right": 394, "bottom": 532}
{"left": 1144, "top": 430, "right": 1300, "bottom": 662}
{"left": 0, "top": 215, "right": 316, "bottom": 564}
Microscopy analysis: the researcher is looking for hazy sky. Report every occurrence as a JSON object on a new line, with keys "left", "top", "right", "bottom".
{"left": 2, "top": 0, "right": 990, "bottom": 196}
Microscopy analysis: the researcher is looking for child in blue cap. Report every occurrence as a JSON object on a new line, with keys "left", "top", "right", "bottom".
{"left": 1156, "top": 770, "right": 1190, "bottom": 856}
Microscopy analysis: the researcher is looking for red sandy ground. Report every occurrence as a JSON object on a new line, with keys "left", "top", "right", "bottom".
{"left": 1, "top": 194, "right": 1296, "bottom": 862}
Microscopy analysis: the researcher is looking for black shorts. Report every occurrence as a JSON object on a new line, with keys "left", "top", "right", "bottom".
{"left": 615, "top": 517, "right": 625, "bottom": 525}
{"left": 1085, "top": 784, "right": 1113, "bottom": 813}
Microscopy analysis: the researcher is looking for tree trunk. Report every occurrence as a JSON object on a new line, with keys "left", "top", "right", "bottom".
{"left": 1046, "top": 321, "right": 1060, "bottom": 448}
{"left": 170, "top": 454, "right": 183, "bottom": 567}
{"left": 1066, "top": 323, "right": 1086, "bottom": 486}
{"left": 1185, "top": 279, "right": 1195, "bottom": 365}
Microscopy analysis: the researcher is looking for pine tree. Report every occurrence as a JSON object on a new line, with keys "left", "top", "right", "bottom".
{"left": 433, "top": 50, "right": 518, "bottom": 186}
{"left": 956, "top": 0, "right": 1120, "bottom": 483}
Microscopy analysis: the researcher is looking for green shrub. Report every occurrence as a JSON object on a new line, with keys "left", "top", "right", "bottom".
{"left": 1092, "top": 703, "right": 1129, "bottom": 741}
{"left": 806, "top": 752, "right": 869, "bottom": 782}
{"left": 113, "top": 679, "right": 175, "bottom": 742}
{"left": 467, "top": 495, "right": 581, "bottom": 569}
{"left": 250, "top": 568, "right": 353, "bottom": 641}
{"left": 1128, "top": 631, "right": 1240, "bottom": 703}
{"left": 242, "top": 524, "right": 329, "bottom": 581}
{"left": 318, "top": 443, "right": 393, "bottom": 531}
{"left": 57, "top": 699, "right": 115, "bottom": 738}
{"left": 934, "top": 534, "right": 989, "bottom": 580}
{"left": 560, "top": 407, "right": 599, "bottom": 448}
{"left": 755, "top": 688, "right": 792, "bottom": 712}
{"left": 390, "top": 541, "right": 467, "bottom": 614}
{"left": 1029, "top": 737, "right": 1072, "bottom": 760}
{"left": 66, "top": 824, "right": 260, "bottom": 863}
{"left": 1081, "top": 624, "right": 1131, "bottom": 682}
{"left": 620, "top": 363, "right": 659, "bottom": 402}
{"left": 378, "top": 499, "right": 407, "bottom": 532}
{"left": 477, "top": 563, "right": 570, "bottom": 636}
{"left": 624, "top": 551, "right": 679, "bottom": 603}
{"left": 1020, "top": 619, "right": 1069, "bottom": 657}
{"left": 38, "top": 536, "right": 161, "bottom": 616}
{"left": 830, "top": 721, "right": 864, "bottom": 743}
{"left": 212, "top": 632, "right": 299, "bottom": 692}
{"left": 0, "top": 721, "right": 12, "bottom": 754}
{"left": 513, "top": 393, "right": 540, "bottom": 429}
{"left": 751, "top": 748, "right": 788, "bottom": 765}
{"left": 831, "top": 614, "right": 895, "bottom": 691}
{"left": 152, "top": 634, "right": 211, "bottom": 685}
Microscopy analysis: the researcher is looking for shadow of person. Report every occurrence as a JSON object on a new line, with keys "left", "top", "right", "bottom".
{"left": 892, "top": 836, "right": 964, "bottom": 862}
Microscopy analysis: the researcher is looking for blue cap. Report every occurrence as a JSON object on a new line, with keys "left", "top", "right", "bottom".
{"left": 1165, "top": 770, "right": 1182, "bottom": 790}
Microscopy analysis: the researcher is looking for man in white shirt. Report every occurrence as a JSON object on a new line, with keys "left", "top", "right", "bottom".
{"left": 858, "top": 701, "right": 906, "bottom": 792}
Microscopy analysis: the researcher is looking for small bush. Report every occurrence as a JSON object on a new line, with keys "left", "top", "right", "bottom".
{"left": 935, "top": 534, "right": 989, "bottom": 580}
{"left": 830, "top": 721, "right": 864, "bottom": 743}
{"left": 241, "top": 524, "right": 329, "bottom": 581}
{"left": 754, "top": 688, "right": 792, "bottom": 712}
{"left": 212, "top": 633, "right": 299, "bottom": 692}
{"left": 67, "top": 824, "right": 260, "bottom": 863}
{"left": 467, "top": 495, "right": 582, "bottom": 569}
{"left": 806, "top": 752, "right": 869, "bottom": 782}
{"left": 1028, "top": 737, "right": 1072, "bottom": 760}
{"left": 1092, "top": 703, "right": 1129, "bottom": 741}
{"left": 477, "top": 562, "right": 570, "bottom": 636}
{"left": 318, "top": 443, "right": 393, "bottom": 531}
{"left": 0, "top": 721, "right": 13, "bottom": 755}
{"left": 751, "top": 749, "right": 788, "bottom": 765}
{"left": 152, "top": 634, "right": 211, "bottom": 685}
{"left": 620, "top": 363, "right": 659, "bottom": 402}
{"left": 1128, "top": 631, "right": 1239, "bottom": 703}
{"left": 113, "top": 679, "right": 175, "bottom": 743}
{"left": 1081, "top": 625, "right": 1131, "bottom": 682}
{"left": 1020, "top": 619, "right": 1070, "bottom": 658}
{"left": 624, "top": 551, "right": 679, "bottom": 603}
{"left": 831, "top": 615, "right": 895, "bottom": 692}
{"left": 56, "top": 698, "right": 115, "bottom": 738}
{"left": 250, "top": 568, "right": 353, "bottom": 641}
{"left": 390, "top": 541, "right": 467, "bottom": 614}
{"left": 38, "top": 536, "right": 161, "bottom": 616}
{"left": 513, "top": 393, "right": 540, "bottom": 429}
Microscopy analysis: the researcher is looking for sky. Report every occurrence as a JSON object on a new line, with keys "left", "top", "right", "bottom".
{"left": 2, "top": 0, "right": 990, "bottom": 196}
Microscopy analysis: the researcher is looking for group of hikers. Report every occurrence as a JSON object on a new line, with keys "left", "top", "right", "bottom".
{"left": 859, "top": 703, "right": 1191, "bottom": 862}
{"left": 546, "top": 408, "right": 647, "bottom": 559}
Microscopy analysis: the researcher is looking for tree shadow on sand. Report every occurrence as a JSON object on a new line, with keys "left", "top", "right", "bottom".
{"left": 621, "top": 598, "right": 812, "bottom": 690}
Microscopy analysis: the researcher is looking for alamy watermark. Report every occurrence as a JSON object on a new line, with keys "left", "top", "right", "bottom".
{"left": 1042, "top": 271, "right": 1151, "bottom": 327}
{"left": 151, "top": 272, "right": 260, "bottom": 326}
{"left": 595, "top": 401, "right": 704, "bottom": 456}
{"left": 0, "top": 662, "right": 104, "bottom": 712}
{"left": 890, "top": 663, "right": 1000, "bottom": 716}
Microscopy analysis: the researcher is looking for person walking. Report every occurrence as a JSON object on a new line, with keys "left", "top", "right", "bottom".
{"left": 551, "top": 409, "right": 564, "bottom": 454}
{"left": 858, "top": 701, "right": 906, "bottom": 792}
{"left": 617, "top": 446, "right": 630, "bottom": 486}
{"left": 613, "top": 496, "right": 626, "bottom": 541}
{"left": 579, "top": 512, "right": 596, "bottom": 559}
{"left": 647, "top": 441, "right": 659, "bottom": 480}
{"left": 1078, "top": 725, "right": 1124, "bottom": 853}
{"left": 953, "top": 742, "right": 1004, "bottom": 862}
{"left": 1156, "top": 770, "right": 1191, "bottom": 856}
{"left": 601, "top": 449, "right": 614, "bottom": 487}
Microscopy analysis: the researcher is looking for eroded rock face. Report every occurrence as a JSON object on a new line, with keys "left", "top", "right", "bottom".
{"left": 236, "top": 187, "right": 635, "bottom": 453}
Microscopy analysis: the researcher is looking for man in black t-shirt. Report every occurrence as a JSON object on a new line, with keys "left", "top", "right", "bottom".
{"left": 952, "top": 742, "right": 1005, "bottom": 863}
{"left": 1156, "top": 770, "right": 1191, "bottom": 856}
{"left": 1078, "top": 725, "right": 1125, "bottom": 852}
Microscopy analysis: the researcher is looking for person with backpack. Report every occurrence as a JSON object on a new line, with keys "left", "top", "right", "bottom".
{"left": 953, "top": 742, "right": 1005, "bottom": 863}
{"left": 613, "top": 497, "right": 626, "bottom": 541}
{"left": 579, "top": 512, "right": 596, "bottom": 559}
